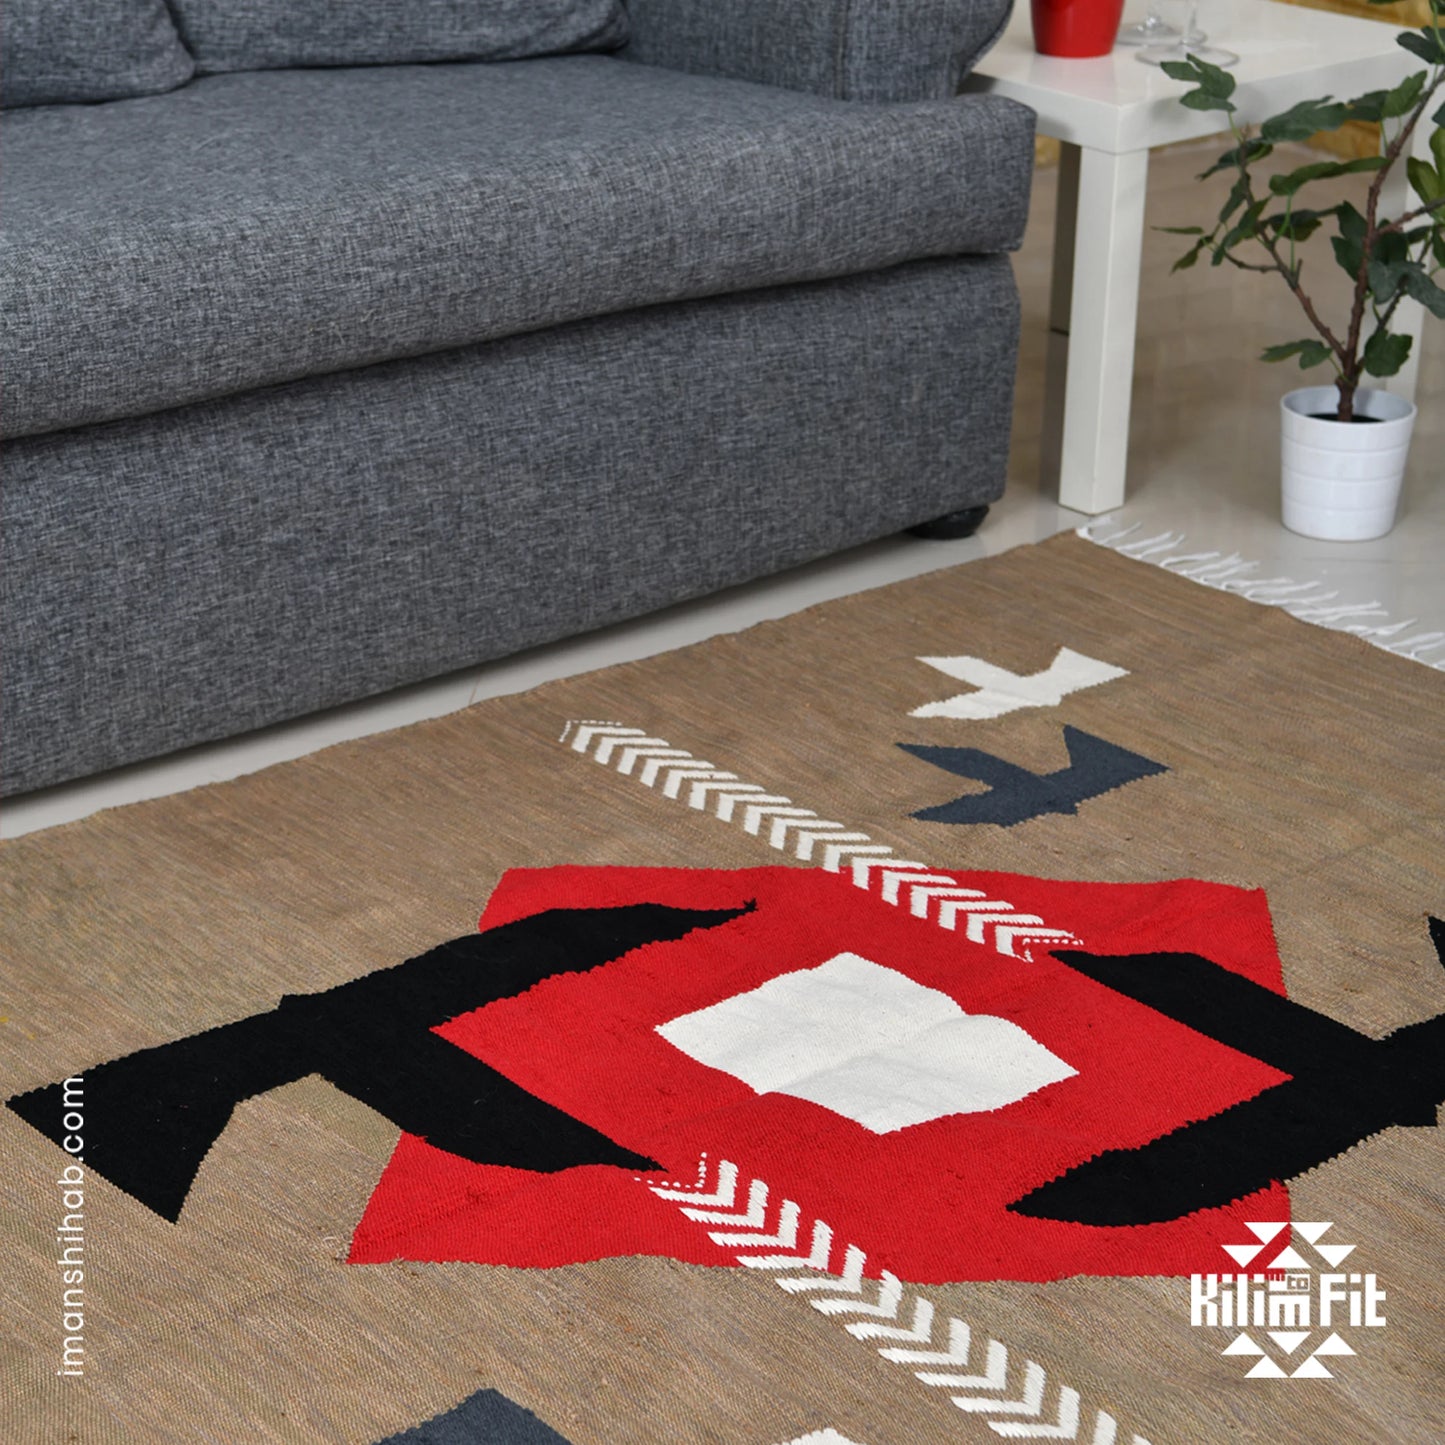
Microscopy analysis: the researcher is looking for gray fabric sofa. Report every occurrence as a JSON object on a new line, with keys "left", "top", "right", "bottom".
{"left": 1, "top": 0, "right": 1035, "bottom": 797}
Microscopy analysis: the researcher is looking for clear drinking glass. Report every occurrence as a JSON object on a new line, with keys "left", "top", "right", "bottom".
{"left": 1137, "top": 0, "right": 1237, "bottom": 67}
{"left": 1117, "top": 1, "right": 1203, "bottom": 47}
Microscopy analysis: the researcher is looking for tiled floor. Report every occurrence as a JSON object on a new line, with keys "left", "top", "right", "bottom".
{"left": 6, "top": 140, "right": 1441, "bottom": 838}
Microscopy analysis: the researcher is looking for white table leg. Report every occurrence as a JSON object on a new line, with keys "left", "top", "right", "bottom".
{"left": 1377, "top": 118, "right": 1430, "bottom": 405}
{"left": 1039, "top": 142, "right": 1079, "bottom": 502}
{"left": 1042, "top": 142, "right": 1150, "bottom": 515}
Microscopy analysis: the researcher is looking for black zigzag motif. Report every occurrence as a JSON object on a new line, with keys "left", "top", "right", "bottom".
{"left": 899, "top": 726, "right": 1168, "bottom": 827}
{"left": 7, "top": 902, "right": 750, "bottom": 1222}
{"left": 1010, "top": 918, "right": 1445, "bottom": 1225}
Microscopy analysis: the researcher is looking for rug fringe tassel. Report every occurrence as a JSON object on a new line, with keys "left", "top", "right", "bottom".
{"left": 1080, "top": 521, "right": 1445, "bottom": 671}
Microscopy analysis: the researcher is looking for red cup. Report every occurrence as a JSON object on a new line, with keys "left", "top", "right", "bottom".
{"left": 1030, "top": 0, "right": 1127, "bottom": 57}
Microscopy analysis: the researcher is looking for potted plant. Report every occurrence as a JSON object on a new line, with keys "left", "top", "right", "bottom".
{"left": 1162, "top": 0, "right": 1445, "bottom": 539}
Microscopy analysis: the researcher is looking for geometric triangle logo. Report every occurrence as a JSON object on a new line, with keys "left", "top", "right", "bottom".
{"left": 1223, "top": 1242, "right": 1267, "bottom": 1267}
{"left": 1266, "top": 1244, "right": 1312, "bottom": 1271}
{"left": 1283, "top": 1331, "right": 1357, "bottom": 1379}
{"left": 1245, "top": 1356, "right": 1290, "bottom": 1378}
{"left": 1246, "top": 1221, "right": 1289, "bottom": 1244}
{"left": 1267, "top": 1331, "right": 1311, "bottom": 1355}
{"left": 1194, "top": 1218, "right": 1377, "bottom": 1384}
{"left": 1222, "top": 1333, "right": 1266, "bottom": 1355}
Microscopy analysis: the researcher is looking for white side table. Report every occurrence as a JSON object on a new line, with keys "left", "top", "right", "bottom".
{"left": 965, "top": 0, "right": 1424, "bottom": 514}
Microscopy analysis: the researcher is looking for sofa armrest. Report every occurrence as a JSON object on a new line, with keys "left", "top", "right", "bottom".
{"left": 621, "top": 0, "right": 1015, "bottom": 103}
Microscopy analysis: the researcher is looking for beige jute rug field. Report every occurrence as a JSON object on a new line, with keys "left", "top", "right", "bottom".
{"left": 4, "top": 531, "right": 1442, "bottom": 1445}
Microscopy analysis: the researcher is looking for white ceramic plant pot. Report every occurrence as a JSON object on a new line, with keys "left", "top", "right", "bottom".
{"left": 1280, "top": 385, "right": 1417, "bottom": 541}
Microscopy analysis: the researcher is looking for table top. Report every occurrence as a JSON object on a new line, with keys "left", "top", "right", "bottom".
{"left": 965, "top": 0, "right": 1420, "bottom": 152}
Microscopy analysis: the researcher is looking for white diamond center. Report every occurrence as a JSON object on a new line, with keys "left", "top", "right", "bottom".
{"left": 656, "top": 952, "right": 1076, "bottom": 1132}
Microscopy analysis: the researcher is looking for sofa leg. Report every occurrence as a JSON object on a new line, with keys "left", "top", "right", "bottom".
{"left": 906, "top": 504, "right": 990, "bottom": 540}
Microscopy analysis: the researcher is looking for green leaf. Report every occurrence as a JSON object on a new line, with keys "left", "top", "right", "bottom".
{"left": 1156, "top": 225, "right": 1206, "bottom": 235}
{"left": 1265, "top": 209, "right": 1324, "bottom": 243}
{"left": 1363, "top": 227, "right": 1410, "bottom": 300}
{"left": 1221, "top": 173, "right": 1251, "bottom": 223}
{"left": 1192, "top": 58, "right": 1238, "bottom": 97}
{"left": 1164, "top": 55, "right": 1238, "bottom": 112}
{"left": 1367, "top": 257, "right": 1410, "bottom": 303}
{"left": 1408, "top": 156, "right": 1444, "bottom": 205}
{"left": 1399, "top": 29, "right": 1445, "bottom": 64}
{"left": 1214, "top": 199, "right": 1266, "bottom": 260}
{"left": 1349, "top": 88, "right": 1388, "bottom": 124}
{"left": 1382, "top": 69, "right": 1427, "bottom": 120}
{"left": 1261, "top": 98, "right": 1349, "bottom": 143}
{"left": 1332, "top": 233, "right": 1365, "bottom": 277}
{"left": 1353, "top": 68, "right": 1431, "bottom": 125}
{"left": 1337, "top": 202, "right": 1367, "bottom": 243}
{"left": 1434, "top": 230, "right": 1445, "bottom": 269}
{"left": 1331, "top": 205, "right": 1367, "bottom": 278}
{"left": 1159, "top": 59, "right": 1202, "bottom": 83}
{"left": 1375, "top": 229, "right": 1410, "bottom": 267}
{"left": 1261, "top": 339, "right": 1332, "bottom": 369}
{"left": 1363, "top": 329, "right": 1413, "bottom": 378}
{"left": 1404, "top": 266, "right": 1445, "bottom": 317}
{"left": 1170, "top": 235, "right": 1210, "bottom": 272}
{"left": 1268, "top": 156, "right": 1385, "bottom": 197}
{"left": 1165, "top": 56, "right": 1237, "bottom": 98}
{"left": 1182, "top": 89, "right": 1235, "bottom": 113}
{"left": 1432, "top": 124, "right": 1445, "bottom": 177}
{"left": 1172, "top": 245, "right": 1202, "bottom": 273}
{"left": 1198, "top": 137, "right": 1271, "bottom": 179}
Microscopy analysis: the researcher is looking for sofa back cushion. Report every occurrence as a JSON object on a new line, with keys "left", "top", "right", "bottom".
{"left": 2, "top": 0, "right": 194, "bottom": 107}
{"left": 167, "top": 0, "right": 629, "bottom": 74}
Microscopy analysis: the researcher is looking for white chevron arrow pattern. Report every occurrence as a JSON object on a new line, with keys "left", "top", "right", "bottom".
{"left": 560, "top": 720, "right": 1079, "bottom": 962}
{"left": 644, "top": 1156, "right": 1151, "bottom": 1444}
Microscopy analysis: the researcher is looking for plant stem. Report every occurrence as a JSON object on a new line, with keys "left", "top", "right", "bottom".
{"left": 1378, "top": 195, "right": 1445, "bottom": 235}
{"left": 1222, "top": 115, "right": 1351, "bottom": 380}
{"left": 1342, "top": 65, "right": 1445, "bottom": 417}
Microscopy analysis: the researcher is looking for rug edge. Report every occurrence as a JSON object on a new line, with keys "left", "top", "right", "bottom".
{"left": 1079, "top": 521, "right": 1445, "bottom": 674}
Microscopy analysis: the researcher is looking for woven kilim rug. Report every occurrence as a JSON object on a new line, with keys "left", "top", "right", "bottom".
{"left": 4, "top": 531, "right": 1443, "bottom": 1445}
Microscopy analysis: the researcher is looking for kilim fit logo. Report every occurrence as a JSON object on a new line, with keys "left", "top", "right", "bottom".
{"left": 1189, "top": 1220, "right": 1385, "bottom": 1380}
{"left": 7, "top": 867, "right": 1445, "bottom": 1285}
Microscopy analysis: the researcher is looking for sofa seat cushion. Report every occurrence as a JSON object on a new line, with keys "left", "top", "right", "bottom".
{"left": 1, "top": 0, "right": 194, "bottom": 108}
{"left": 2, "top": 56, "right": 1033, "bottom": 439}
{"left": 168, "top": 0, "right": 628, "bottom": 74}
